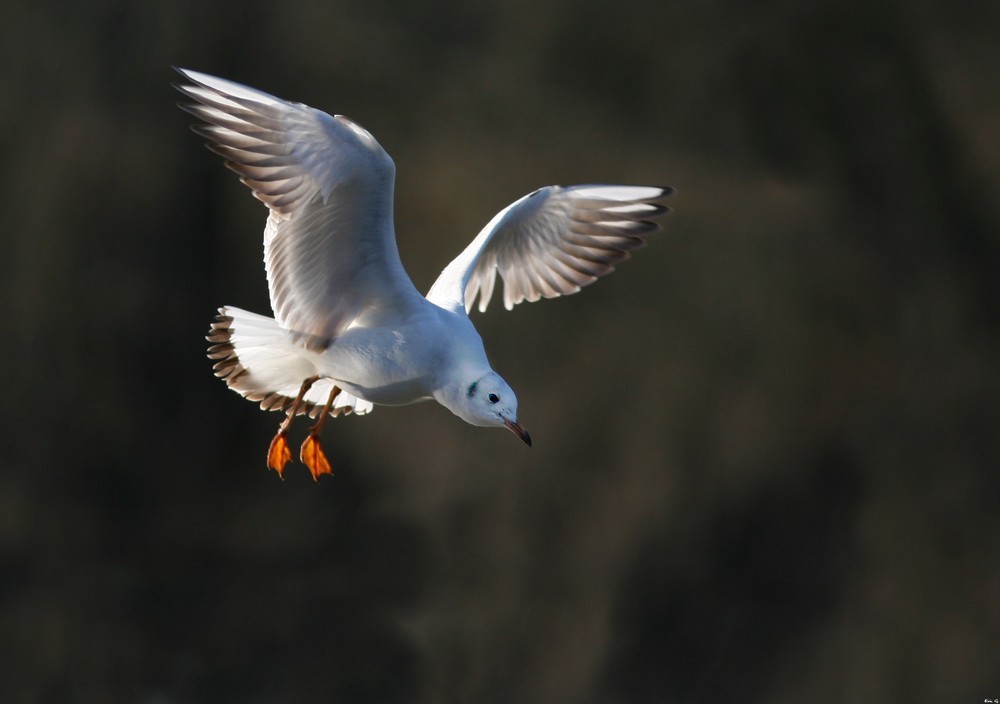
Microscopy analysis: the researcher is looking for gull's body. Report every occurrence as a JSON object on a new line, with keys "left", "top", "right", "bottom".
{"left": 176, "top": 69, "right": 672, "bottom": 478}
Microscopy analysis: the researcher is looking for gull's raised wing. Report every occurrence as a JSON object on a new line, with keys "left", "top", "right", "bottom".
{"left": 176, "top": 68, "right": 421, "bottom": 347}
{"left": 426, "top": 185, "right": 672, "bottom": 314}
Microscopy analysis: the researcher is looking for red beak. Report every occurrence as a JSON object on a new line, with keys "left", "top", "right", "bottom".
{"left": 504, "top": 419, "right": 532, "bottom": 446}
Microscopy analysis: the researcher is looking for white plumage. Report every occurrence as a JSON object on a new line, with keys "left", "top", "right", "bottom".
{"left": 177, "top": 68, "right": 672, "bottom": 478}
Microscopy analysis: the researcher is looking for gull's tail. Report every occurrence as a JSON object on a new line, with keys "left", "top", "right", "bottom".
{"left": 206, "top": 306, "right": 373, "bottom": 418}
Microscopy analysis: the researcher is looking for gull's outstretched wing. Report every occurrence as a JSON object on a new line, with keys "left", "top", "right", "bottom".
{"left": 176, "top": 68, "right": 422, "bottom": 348}
{"left": 426, "top": 185, "right": 672, "bottom": 313}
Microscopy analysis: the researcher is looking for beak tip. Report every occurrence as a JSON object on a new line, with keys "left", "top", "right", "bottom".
{"left": 504, "top": 419, "right": 532, "bottom": 447}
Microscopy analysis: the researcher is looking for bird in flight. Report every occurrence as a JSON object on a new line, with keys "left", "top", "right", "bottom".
{"left": 175, "top": 69, "right": 672, "bottom": 480}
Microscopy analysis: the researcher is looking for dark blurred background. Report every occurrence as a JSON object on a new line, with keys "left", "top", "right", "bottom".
{"left": 2, "top": 0, "right": 999, "bottom": 701}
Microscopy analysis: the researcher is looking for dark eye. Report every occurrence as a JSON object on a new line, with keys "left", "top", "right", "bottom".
{"left": 488, "top": 393, "right": 499, "bottom": 404}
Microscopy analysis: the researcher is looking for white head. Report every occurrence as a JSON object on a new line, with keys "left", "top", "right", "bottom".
{"left": 441, "top": 370, "right": 531, "bottom": 445}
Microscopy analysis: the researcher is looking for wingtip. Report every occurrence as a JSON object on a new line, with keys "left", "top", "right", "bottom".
{"left": 569, "top": 184, "right": 674, "bottom": 203}
{"left": 172, "top": 66, "right": 209, "bottom": 85}
{"left": 171, "top": 66, "right": 199, "bottom": 84}
{"left": 636, "top": 184, "right": 676, "bottom": 201}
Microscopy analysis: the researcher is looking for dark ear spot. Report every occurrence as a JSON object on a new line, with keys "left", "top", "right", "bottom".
{"left": 467, "top": 381, "right": 478, "bottom": 397}
{"left": 488, "top": 393, "right": 499, "bottom": 404}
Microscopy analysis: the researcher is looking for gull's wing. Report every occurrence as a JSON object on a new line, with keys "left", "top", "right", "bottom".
{"left": 175, "top": 68, "right": 421, "bottom": 348}
{"left": 426, "top": 185, "right": 672, "bottom": 313}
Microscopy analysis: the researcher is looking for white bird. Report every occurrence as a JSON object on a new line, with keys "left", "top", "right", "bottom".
{"left": 175, "top": 69, "right": 673, "bottom": 480}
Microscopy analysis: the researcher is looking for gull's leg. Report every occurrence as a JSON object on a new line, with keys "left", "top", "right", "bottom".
{"left": 267, "top": 375, "right": 320, "bottom": 478}
{"left": 300, "top": 385, "right": 342, "bottom": 481}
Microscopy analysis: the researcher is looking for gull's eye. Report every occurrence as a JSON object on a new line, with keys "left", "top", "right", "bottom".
{"left": 488, "top": 393, "right": 499, "bottom": 404}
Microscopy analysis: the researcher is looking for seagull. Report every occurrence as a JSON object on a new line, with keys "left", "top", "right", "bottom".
{"left": 175, "top": 68, "right": 673, "bottom": 480}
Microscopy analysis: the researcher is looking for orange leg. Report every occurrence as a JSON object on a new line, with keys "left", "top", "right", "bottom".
{"left": 300, "top": 385, "right": 342, "bottom": 481}
{"left": 266, "top": 375, "right": 320, "bottom": 478}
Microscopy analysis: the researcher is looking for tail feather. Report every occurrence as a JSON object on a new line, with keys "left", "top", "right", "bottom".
{"left": 206, "top": 306, "right": 373, "bottom": 418}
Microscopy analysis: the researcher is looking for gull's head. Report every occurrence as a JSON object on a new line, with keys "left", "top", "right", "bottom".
{"left": 450, "top": 371, "right": 531, "bottom": 446}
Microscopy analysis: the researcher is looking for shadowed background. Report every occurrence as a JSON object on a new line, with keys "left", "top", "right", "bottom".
{"left": 2, "top": 0, "right": 999, "bottom": 701}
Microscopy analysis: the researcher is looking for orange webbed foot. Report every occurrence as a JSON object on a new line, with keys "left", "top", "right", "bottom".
{"left": 267, "top": 432, "right": 293, "bottom": 478}
{"left": 300, "top": 433, "right": 332, "bottom": 481}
